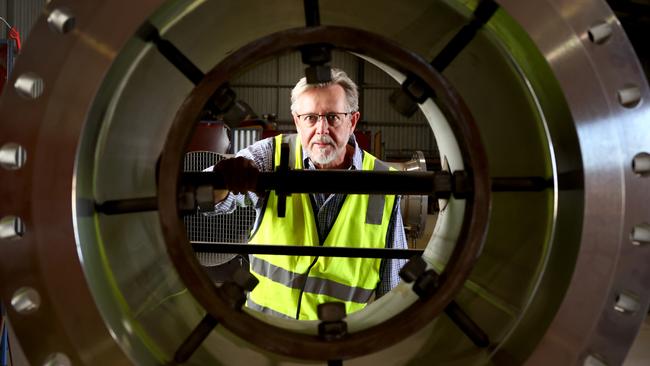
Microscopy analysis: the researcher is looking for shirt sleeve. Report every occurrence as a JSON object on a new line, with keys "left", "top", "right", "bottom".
{"left": 376, "top": 196, "right": 408, "bottom": 297}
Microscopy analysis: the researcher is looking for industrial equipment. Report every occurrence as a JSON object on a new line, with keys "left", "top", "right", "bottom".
{"left": 0, "top": 0, "right": 648, "bottom": 365}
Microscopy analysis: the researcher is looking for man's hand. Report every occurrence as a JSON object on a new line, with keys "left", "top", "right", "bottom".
{"left": 213, "top": 157, "right": 260, "bottom": 201}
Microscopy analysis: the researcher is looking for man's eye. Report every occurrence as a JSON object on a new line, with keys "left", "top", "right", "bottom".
{"left": 305, "top": 115, "right": 318, "bottom": 123}
{"left": 326, "top": 114, "right": 339, "bottom": 123}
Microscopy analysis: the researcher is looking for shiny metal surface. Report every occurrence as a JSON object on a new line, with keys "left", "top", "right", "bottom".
{"left": 0, "top": 0, "right": 648, "bottom": 365}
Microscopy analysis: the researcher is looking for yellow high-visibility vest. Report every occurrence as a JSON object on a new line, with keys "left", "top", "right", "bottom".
{"left": 247, "top": 134, "right": 396, "bottom": 320}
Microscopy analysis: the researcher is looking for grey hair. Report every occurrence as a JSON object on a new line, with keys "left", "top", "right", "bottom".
{"left": 290, "top": 68, "right": 359, "bottom": 114}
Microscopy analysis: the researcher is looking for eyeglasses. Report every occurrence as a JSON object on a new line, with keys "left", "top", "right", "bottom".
{"left": 295, "top": 112, "right": 351, "bottom": 127}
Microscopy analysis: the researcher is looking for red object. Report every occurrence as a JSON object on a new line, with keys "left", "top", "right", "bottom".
{"left": 186, "top": 121, "right": 229, "bottom": 153}
{"left": 354, "top": 130, "right": 372, "bottom": 152}
{"left": 9, "top": 27, "right": 20, "bottom": 52}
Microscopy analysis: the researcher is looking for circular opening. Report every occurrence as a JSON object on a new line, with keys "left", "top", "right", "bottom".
{"left": 157, "top": 25, "right": 490, "bottom": 360}
{"left": 72, "top": 1, "right": 568, "bottom": 364}
{"left": 182, "top": 51, "right": 445, "bottom": 319}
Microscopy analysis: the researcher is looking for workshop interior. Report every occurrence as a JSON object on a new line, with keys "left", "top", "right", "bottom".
{"left": 1, "top": 0, "right": 649, "bottom": 365}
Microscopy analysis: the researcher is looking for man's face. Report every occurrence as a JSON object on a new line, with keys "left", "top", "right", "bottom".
{"left": 293, "top": 84, "right": 360, "bottom": 169}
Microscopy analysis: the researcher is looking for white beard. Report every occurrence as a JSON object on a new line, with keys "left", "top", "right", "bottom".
{"left": 309, "top": 135, "right": 338, "bottom": 165}
{"left": 311, "top": 146, "right": 337, "bottom": 165}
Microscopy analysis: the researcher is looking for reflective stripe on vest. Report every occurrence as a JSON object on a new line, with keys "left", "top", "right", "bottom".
{"left": 247, "top": 134, "right": 396, "bottom": 320}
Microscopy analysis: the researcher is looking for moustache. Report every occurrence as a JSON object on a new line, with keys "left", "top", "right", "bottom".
{"left": 312, "top": 136, "right": 335, "bottom": 146}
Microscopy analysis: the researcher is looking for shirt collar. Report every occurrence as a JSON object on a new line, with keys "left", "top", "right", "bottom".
{"left": 302, "top": 134, "right": 363, "bottom": 171}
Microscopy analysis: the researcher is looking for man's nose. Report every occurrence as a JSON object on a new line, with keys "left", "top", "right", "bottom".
{"left": 315, "top": 117, "right": 329, "bottom": 134}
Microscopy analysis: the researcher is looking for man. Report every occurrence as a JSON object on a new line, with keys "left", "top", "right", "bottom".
{"left": 208, "top": 68, "right": 407, "bottom": 320}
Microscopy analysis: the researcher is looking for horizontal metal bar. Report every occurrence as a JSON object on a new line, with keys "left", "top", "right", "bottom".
{"left": 191, "top": 242, "right": 424, "bottom": 259}
{"left": 183, "top": 170, "right": 452, "bottom": 196}
{"left": 491, "top": 177, "right": 552, "bottom": 192}
{"left": 96, "top": 197, "right": 158, "bottom": 215}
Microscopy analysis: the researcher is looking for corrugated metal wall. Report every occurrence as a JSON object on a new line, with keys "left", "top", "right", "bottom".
{"left": 0, "top": 0, "right": 7, "bottom": 39}
{"left": 232, "top": 51, "right": 438, "bottom": 161}
{"left": 1, "top": 0, "right": 44, "bottom": 44}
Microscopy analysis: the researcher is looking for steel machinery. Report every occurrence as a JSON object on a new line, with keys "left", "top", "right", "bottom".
{"left": 0, "top": 0, "right": 649, "bottom": 365}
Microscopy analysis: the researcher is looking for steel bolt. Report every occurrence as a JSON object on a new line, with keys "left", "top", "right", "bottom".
{"left": 587, "top": 22, "right": 613, "bottom": 44}
{"left": 0, "top": 143, "right": 27, "bottom": 170}
{"left": 11, "top": 287, "right": 41, "bottom": 314}
{"left": 584, "top": 354, "right": 608, "bottom": 366}
{"left": 630, "top": 224, "right": 650, "bottom": 245}
{"left": 43, "top": 352, "right": 72, "bottom": 366}
{"left": 47, "top": 8, "right": 76, "bottom": 34}
{"left": 632, "top": 152, "right": 650, "bottom": 175}
{"left": 0, "top": 216, "right": 24, "bottom": 240}
{"left": 614, "top": 292, "right": 640, "bottom": 314}
{"left": 14, "top": 73, "right": 44, "bottom": 99}
{"left": 617, "top": 85, "right": 641, "bottom": 108}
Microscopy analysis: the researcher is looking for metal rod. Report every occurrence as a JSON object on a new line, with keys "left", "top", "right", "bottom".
{"left": 183, "top": 170, "right": 452, "bottom": 196}
{"left": 431, "top": 0, "right": 499, "bottom": 72}
{"left": 491, "top": 176, "right": 551, "bottom": 192}
{"left": 173, "top": 314, "right": 219, "bottom": 364}
{"left": 192, "top": 242, "right": 424, "bottom": 259}
{"left": 444, "top": 301, "right": 490, "bottom": 347}
{"left": 96, "top": 197, "right": 158, "bottom": 215}
{"left": 138, "top": 22, "right": 204, "bottom": 85}
{"left": 304, "top": 0, "right": 321, "bottom": 27}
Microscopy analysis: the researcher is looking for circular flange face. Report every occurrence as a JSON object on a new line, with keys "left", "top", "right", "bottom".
{"left": 495, "top": 0, "right": 650, "bottom": 365}
{"left": 0, "top": 0, "right": 649, "bottom": 365}
{"left": 0, "top": 0, "right": 165, "bottom": 365}
{"left": 157, "top": 25, "right": 491, "bottom": 360}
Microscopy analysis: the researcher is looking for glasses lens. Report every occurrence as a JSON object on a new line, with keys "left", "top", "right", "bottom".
{"left": 299, "top": 113, "right": 347, "bottom": 126}
{"left": 326, "top": 114, "right": 341, "bottom": 125}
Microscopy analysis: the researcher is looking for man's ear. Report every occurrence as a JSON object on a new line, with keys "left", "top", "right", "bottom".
{"left": 349, "top": 111, "right": 361, "bottom": 132}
